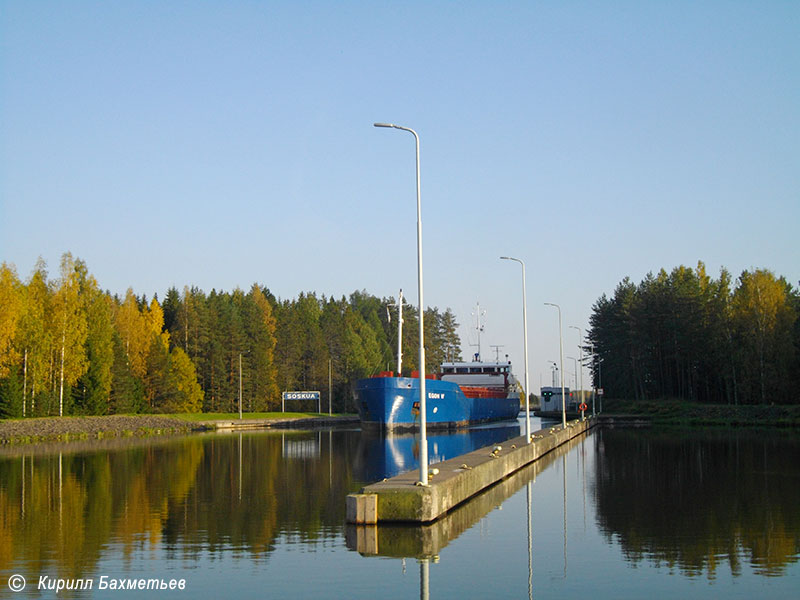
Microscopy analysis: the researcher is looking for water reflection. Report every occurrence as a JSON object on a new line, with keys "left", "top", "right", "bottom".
{"left": 354, "top": 422, "right": 521, "bottom": 481}
{"left": 346, "top": 432, "right": 586, "bottom": 600}
{"left": 593, "top": 428, "right": 800, "bottom": 578}
{"left": 1, "top": 423, "right": 799, "bottom": 598}
{"left": 0, "top": 422, "right": 525, "bottom": 583}
{"left": 1, "top": 433, "right": 348, "bottom": 580}
{"left": 345, "top": 432, "right": 583, "bottom": 559}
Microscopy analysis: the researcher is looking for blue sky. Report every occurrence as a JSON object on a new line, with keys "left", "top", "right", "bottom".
{"left": 2, "top": 1, "right": 798, "bottom": 391}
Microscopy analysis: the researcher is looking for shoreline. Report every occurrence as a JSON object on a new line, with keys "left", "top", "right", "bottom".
{"left": 0, "top": 414, "right": 359, "bottom": 446}
{"left": 600, "top": 398, "right": 800, "bottom": 427}
{"left": 3, "top": 400, "right": 799, "bottom": 447}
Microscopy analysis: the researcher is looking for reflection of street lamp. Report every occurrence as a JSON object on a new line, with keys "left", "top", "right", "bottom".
{"left": 374, "top": 122, "right": 428, "bottom": 485}
{"left": 500, "top": 256, "right": 531, "bottom": 442}
{"left": 544, "top": 302, "right": 566, "bottom": 428}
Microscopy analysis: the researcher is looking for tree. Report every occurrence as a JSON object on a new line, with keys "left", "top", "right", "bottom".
{"left": 74, "top": 270, "right": 115, "bottom": 415}
{"left": 114, "top": 289, "right": 151, "bottom": 381}
{"left": 732, "top": 269, "right": 796, "bottom": 404}
{"left": 164, "top": 346, "right": 204, "bottom": 412}
{"left": 0, "top": 263, "right": 23, "bottom": 417}
{"left": 109, "top": 330, "right": 145, "bottom": 413}
{"left": 17, "top": 259, "right": 53, "bottom": 416}
{"left": 0, "top": 263, "right": 22, "bottom": 379}
{"left": 243, "top": 285, "right": 278, "bottom": 410}
{"left": 439, "top": 308, "right": 462, "bottom": 363}
{"left": 588, "top": 263, "right": 799, "bottom": 405}
{"left": 52, "top": 253, "right": 89, "bottom": 416}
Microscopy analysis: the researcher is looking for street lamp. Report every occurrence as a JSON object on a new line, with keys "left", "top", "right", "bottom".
{"left": 238, "top": 350, "right": 253, "bottom": 420}
{"left": 500, "top": 256, "right": 531, "bottom": 442}
{"left": 569, "top": 325, "right": 584, "bottom": 409}
{"left": 374, "top": 122, "right": 428, "bottom": 485}
{"left": 549, "top": 361, "right": 559, "bottom": 387}
{"left": 567, "top": 356, "right": 578, "bottom": 392}
{"left": 588, "top": 341, "right": 596, "bottom": 416}
{"left": 544, "top": 302, "right": 566, "bottom": 428}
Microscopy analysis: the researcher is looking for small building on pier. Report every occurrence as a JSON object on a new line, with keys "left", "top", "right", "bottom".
{"left": 539, "top": 386, "right": 575, "bottom": 413}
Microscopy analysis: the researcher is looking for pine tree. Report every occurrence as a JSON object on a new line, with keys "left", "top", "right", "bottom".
{"left": 244, "top": 285, "right": 278, "bottom": 410}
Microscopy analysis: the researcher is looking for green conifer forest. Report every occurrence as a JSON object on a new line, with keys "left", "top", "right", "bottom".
{"left": 0, "top": 254, "right": 462, "bottom": 417}
{"left": 587, "top": 262, "right": 800, "bottom": 405}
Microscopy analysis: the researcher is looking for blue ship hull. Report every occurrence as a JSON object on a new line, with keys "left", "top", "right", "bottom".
{"left": 356, "top": 376, "right": 521, "bottom": 431}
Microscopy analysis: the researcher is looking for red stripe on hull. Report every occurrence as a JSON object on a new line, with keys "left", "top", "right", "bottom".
{"left": 461, "top": 386, "right": 510, "bottom": 399}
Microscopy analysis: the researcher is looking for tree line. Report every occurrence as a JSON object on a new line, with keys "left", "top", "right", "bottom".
{"left": 587, "top": 262, "right": 799, "bottom": 404}
{"left": 0, "top": 253, "right": 462, "bottom": 417}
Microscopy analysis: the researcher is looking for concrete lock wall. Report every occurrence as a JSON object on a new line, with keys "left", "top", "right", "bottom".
{"left": 346, "top": 417, "right": 596, "bottom": 524}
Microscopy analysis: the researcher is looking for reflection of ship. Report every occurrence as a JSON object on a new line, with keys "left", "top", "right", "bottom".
{"left": 356, "top": 362, "right": 522, "bottom": 430}
{"left": 353, "top": 422, "right": 521, "bottom": 482}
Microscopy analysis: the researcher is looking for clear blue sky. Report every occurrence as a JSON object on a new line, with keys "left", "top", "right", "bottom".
{"left": 2, "top": 1, "right": 798, "bottom": 391}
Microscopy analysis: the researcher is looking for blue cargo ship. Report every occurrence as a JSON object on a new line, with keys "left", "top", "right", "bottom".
{"left": 358, "top": 295, "right": 520, "bottom": 430}
{"left": 356, "top": 360, "right": 521, "bottom": 430}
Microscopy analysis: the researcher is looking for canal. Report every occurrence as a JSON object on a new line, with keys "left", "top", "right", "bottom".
{"left": 1, "top": 419, "right": 799, "bottom": 598}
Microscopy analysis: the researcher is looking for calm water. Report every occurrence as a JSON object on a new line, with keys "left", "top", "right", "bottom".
{"left": 1, "top": 419, "right": 799, "bottom": 599}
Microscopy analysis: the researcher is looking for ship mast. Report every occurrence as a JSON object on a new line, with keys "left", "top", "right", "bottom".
{"left": 397, "top": 289, "right": 403, "bottom": 375}
{"left": 470, "top": 302, "right": 486, "bottom": 362}
{"left": 387, "top": 289, "right": 404, "bottom": 376}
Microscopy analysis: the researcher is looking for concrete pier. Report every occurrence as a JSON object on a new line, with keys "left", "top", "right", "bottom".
{"left": 346, "top": 430, "right": 586, "bottom": 557}
{"left": 347, "top": 417, "right": 596, "bottom": 524}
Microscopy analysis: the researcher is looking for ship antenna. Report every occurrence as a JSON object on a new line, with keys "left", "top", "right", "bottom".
{"left": 470, "top": 302, "right": 486, "bottom": 362}
{"left": 490, "top": 344, "right": 504, "bottom": 362}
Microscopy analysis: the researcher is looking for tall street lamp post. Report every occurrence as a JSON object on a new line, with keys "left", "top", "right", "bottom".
{"left": 589, "top": 342, "right": 596, "bottom": 416}
{"left": 545, "top": 302, "right": 566, "bottom": 428}
{"left": 239, "top": 353, "right": 243, "bottom": 420}
{"left": 569, "top": 325, "right": 584, "bottom": 408}
{"left": 374, "top": 122, "right": 428, "bottom": 485}
{"left": 500, "top": 256, "right": 531, "bottom": 442}
{"left": 567, "top": 356, "right": 578, "bottom": 390}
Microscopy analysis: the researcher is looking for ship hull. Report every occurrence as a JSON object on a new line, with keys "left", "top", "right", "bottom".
{"left": 356, "top": 376, "right": 520, "bottom": 431}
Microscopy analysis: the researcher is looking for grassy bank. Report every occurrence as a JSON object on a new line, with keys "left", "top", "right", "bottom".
{"left": 0, "top": 412, "right": 357, "bottom": 445}
{"left": 602, "top": 398, "right": 800, "bottom": 427}
{"left": 170, "top": 411, "right": 345, "bottom": 422}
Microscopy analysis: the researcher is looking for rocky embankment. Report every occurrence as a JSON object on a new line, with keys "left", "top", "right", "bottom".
{"left": 0, "top": 415, "right": 195, "bottom": 444}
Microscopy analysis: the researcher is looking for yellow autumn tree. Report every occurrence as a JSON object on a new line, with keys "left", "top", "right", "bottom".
{"left": 0, "top": 263, "right": 22, "bottom": 379}
{"left": 164, "top": 346, "right": 204, "bottom": 413}
{"left": 732, "top": 269, "right": 796, "bottom": 404}
{"left": 113, "top": 289, "right": 152, "bottom": 381}
{"left": 52, "top": 253, "right": 88, "bottom": 416}
{"left": 18, "top": 260, "right": 53, "bottom": 416}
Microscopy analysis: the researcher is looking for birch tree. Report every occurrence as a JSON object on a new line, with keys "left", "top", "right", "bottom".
{"left": 52, "top": 253, "right": 88, "bottom": 416}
